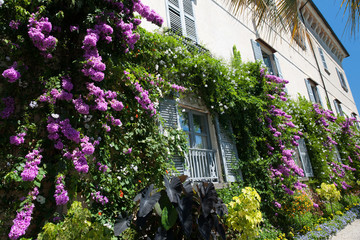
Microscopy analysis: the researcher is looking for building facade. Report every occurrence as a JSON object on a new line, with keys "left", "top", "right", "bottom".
{"left": 143, "top": 0, "right": 359, "bottom": 184}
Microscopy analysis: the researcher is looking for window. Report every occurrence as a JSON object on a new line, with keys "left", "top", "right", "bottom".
{"left": 333, "top": 99, "right": 344, "bottom": 117}
{"left": 294, "top": 139, "right": 314, "bottom": 178}
{"left": 318, "top": 47, "right": 329, "bottom": 72}
{"left": 179, "top": 109, "right": 211, "bottom": 149}
{"left": 351, "top": 113, "right": 359, "bottom": 129}
{"left": 336, "top": 68, "right": 348, "bottom": 92}
{"left": 304, "top": 79, "right": 323, "bottom": 106}
{"left": 251, "top": 39, "right": 283, "bottom": 78}
{"left": 159, "top": 99, "right": 241, "bottom": 183}
{"left": 167, "top": 0, "right": 197, "bottom": 41}
{"left": 333, "top": 145, "right": 342, "bottom": 163}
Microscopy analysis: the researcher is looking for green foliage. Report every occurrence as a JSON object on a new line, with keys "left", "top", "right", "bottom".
{"left": 316, "top": 183, "right": 341, "bottom": 202}
{"left": 217, "top": 182, "right": 245, "bottom": 204}
{"left": 226, "top": 187, "right": 263, "bottom": 239}
{"left": 37, "top": 201, "right": 114, "bottom": 240}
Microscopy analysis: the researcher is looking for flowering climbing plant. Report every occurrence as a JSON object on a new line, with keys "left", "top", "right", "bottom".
{"left": 0, "top": 0, "right": 187, "bottom": 239}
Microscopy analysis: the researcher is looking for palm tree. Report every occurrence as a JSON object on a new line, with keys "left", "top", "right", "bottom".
{"left": 224, "top": 0, "right": 360, "bottom": 38}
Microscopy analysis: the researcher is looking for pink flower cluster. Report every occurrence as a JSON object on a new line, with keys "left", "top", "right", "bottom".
{"left": 27, "top": 14, "right": 57, "bottom": 58}
{"left": 82, "top": 24, "right": 113, "bottom": 82}
{"left": 64, "top": 148, "right": 89, "bottom": 173}
{"left": 91, "top": 191, "right": 109, "bottom": 205}
{"left": 8, "top": 188, "right": 39, "bottom": 240}
{"left": 21, "top": 148, "right": 43, "bottom": 181}
{"left": 0, "top": 97, "right": 15, "bottom": 119}
{"left": 171, "top": 84, "right": 186, "bottom": 92}
{"left": 97, "top": 162, "right": 109, "bottom": 173}
{"left": 2, "top": 66, "right": 21, "bottom": 83}
{"left": 264, "top": 73, "right": 307, "bottom": 195}
{"left": 87, "top": 82, "right": 124, "bottom": 113}
{"left": 39, "top": 77, "right": 74, "bottom": 104}
{"left": 54, "top": 175, "right": 69, "bottom": 205}
{"left": 134, "top": 82, "right": 156, "bottom": 116}
{"left": 10, "top": 132, "right": 26, "bottom": 145}
{"left": 133, "top": 1, "right": 164, "bottom": 27}
{"left": 73, "top": 97, "right": 90, "bottom": 115}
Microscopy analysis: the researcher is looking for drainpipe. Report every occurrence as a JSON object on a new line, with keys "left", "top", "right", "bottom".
{"left": 299, "top": 0, "right": 332, "bottom": 110}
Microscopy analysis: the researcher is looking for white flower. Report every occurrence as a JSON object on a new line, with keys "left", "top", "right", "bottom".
{"left": 117, "top": 176, "right": 122, "bottom": 180}
{"left": 51, "top": 113, "right": 59, "bottom": 119}
{"left": 163, "top": 130, "right": 169, "bottom": 137}
{"left": 97, "top": 137, "right": 102, "bottom": 141}
{"left": 204, "top": 84, "right": 208, "bottom": 87}
{"left": 155, "top": 64, "right": 159, "bottom": 71}
{"left": 36, "top": 195, "right": 46, "bottom": 204}
{"left": 84, "top": 124, "right": 90, "bottom": 129}
{"left": 29, "top": 101, "right": 38, "bottom": 108}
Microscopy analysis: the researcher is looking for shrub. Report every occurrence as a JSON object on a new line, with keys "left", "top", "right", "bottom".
{"left": 226, "top": 187, "right": 263, "bottom": 239}
{"left": 37, "top": 201, "right": 114, "bottom": 240}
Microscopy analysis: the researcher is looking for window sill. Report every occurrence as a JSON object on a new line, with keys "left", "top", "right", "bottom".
{"left": 324, "top": 68, "right": 330, "bottom": 75}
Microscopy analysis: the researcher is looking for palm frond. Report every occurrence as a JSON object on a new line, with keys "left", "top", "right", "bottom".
{"left": 341, "top": 0, "right": 360, "bottom": 37}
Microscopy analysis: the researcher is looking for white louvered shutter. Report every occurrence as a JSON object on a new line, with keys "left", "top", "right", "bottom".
{"left": 305, "top": 79, "right": 316, "bottom": 103}
{"left": 214, "top": 117, "right": 242, "bottom": 182}
{"left": 318, "top": 48, "right": 328, "bottom": 71}
{"left": 183, "top": 0, "right": 197, "bottom": 41}
{"left": 315, "top": 85, "right": 324, "bottom": 107}
{"left": 273, "top": 53, "right": 283, "bottom": 79}
{"left": 336, "top": 68, "right": 348, "bottom": 92}
{"left": 297, "top": 139, "right": 313, "bottom": 177}
{"left": 159, "top": 99, "right": 184, "bottom": 174}
{"left": 251, "top": 39, "right": 264, "bottom": 62}
{"left": 168, "top": 0, "right": 183, "bottom": 36}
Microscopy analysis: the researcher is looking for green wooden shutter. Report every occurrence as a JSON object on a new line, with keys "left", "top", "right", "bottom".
{"left": 159, "top": 99, "right": 184, "bottom": 174}
{"left": 305, "top": 79, "right": 316, "bottom": 103}
{"left": 297, "top": 139, "right": 313, "bottom": 177}
{"left": 214, "top": 116, "right": 242, "bottom": 182}
{"left": 251, "top": 39, "right": 264, "bottom": 62}
{"left": 273, "top": 53, "right": 283, "bottom": 79}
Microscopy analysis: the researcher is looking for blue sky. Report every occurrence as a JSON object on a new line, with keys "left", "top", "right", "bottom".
{"left": 313, "top": 0, "right": 360, "bottom": 112}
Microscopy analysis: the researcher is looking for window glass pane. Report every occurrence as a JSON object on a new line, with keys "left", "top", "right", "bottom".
{"left": 194, "top": 135, "right": 208, "bottom": 149}
{"left": 193, "top": 114, "right": 206, "bottom": 134}
{"left": 179, "top": 111, "right": 189, "bottom": 132}
{"left": 262, "top": 53, "right": 274, "bottom": 75}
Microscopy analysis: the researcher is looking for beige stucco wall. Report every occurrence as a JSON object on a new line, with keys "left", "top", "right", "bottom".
{"left": 143, "top": 0, "right": 358, "bottom": 116}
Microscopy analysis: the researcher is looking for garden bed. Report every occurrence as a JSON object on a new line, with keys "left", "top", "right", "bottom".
{"left": 295, "top": 205, "right": 360, "bottom": 240}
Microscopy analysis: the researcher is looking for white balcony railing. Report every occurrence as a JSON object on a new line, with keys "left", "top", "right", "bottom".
{"left": 184, "top": 148, "right": 218, "bottom": 182}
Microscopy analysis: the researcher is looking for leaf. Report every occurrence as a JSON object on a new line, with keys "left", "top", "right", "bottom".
{"left": 161, "top": 206, "right": 178, "bottom": 231}
{"left": 176, "top": 194, "right": 193, "bottom": 237}
{"left": 138, "top": 184, "right": 161, "bottom": 217}
{"left": 114, "top": 215, "right": 132, "bottom": 236}
{"left": 164, "top": 176, "right": 182, "bottom": 204}
{"left": 212, "top": 214, "right": 226, "bottom": 240}
{"left": 197, "top": 182, "right": 217, "bottom": 218}
{"left": 154, "top": 227, "right": 167, "bottom": 240}
{"left": 198, "top": 214, "right": 211, "bottom": 240}
{"left": 182, "top": 180, "right": 193, "bottom": 195}
{"left": 154, "top": 202, "right": 162, "bottom": 216}
{"left": 178, "top": 175, "right": 188, "bottom": 183}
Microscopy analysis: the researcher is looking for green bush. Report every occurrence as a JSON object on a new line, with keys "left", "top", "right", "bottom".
{"left": 37, "top": 201, "right": 114, "bottom": 240}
